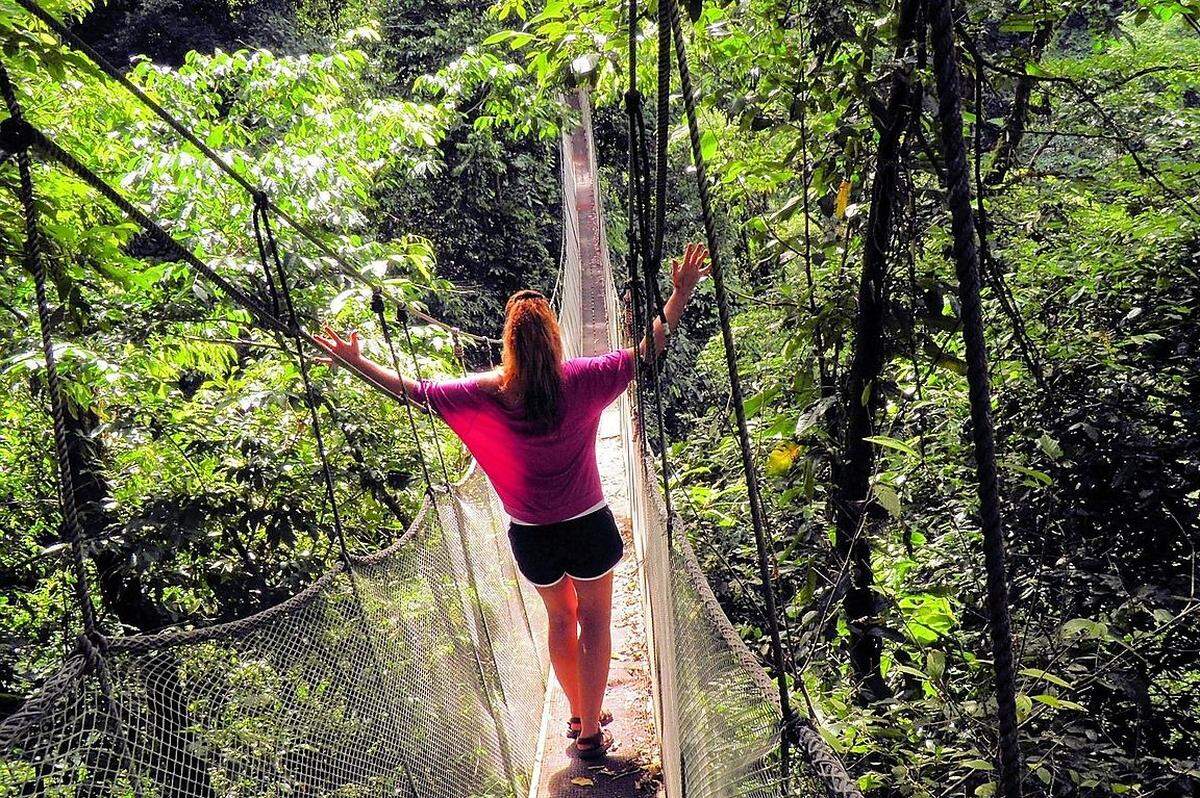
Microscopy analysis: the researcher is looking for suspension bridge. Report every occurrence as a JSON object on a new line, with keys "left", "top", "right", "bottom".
{"left": 0, "top": 0, "right": 1026, "bottom": 793}
{"left": 0, "top": 3, "right": 861, "bottom": 793}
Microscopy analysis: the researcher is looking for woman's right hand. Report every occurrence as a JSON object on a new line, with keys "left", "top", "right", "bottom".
{"left": 313, "top": 325, "right": 363, "bottom": 370}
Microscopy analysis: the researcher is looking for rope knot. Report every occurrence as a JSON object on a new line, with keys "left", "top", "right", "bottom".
{"left": 623, "top": 89, "right": 642, "bottom": 114}
{"left": 250, "top": 189, "right": 269, "bottom": 210}
{"left": 0, "top": 116, "right": 36, "bottom": 156}
{"left": 780, "top": 711, "right": 802, "bottom": 742}
{"left": 370, "top": 289, "right": 385, "bottom": 315}
{"left": 75, "top": 631, "right": 108, "bottom": 668}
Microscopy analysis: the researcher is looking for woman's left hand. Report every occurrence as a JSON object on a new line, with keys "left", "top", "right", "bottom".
{"left": 313, "top": 325, "right": 363, "bottom": 370}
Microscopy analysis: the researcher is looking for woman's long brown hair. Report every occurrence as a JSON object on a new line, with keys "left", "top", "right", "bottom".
{"left": 500, "top": 289, "right": 564, "bottom": 429}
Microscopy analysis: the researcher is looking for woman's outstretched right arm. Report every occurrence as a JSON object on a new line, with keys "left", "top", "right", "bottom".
{"left": 313, "top": 325, "right": 421, "bottom": 403}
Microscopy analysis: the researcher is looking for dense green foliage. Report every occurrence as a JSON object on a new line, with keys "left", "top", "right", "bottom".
{"left": 0, "top": 0, "right": 496, "bottom": 711}
{"left": 2, "top": 0, "right": 1199, "bottom": 795}
{"left": 478, "top": 1, "right": 1200, "bottom": 794}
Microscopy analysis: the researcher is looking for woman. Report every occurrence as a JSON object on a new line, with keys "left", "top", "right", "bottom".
{"left": 315, "top": 242, "right": 710, "bottom": 759}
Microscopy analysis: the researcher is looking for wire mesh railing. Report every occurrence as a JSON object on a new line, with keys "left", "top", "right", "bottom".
{"left": 0, "top": 468, "right": 549, "bottom": 798}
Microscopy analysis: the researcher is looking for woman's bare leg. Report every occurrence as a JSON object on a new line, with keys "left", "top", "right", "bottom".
{"left": 535, "top": 579, "right": 583, "bottom": 717}
{"left": 570, "top": 572, "right": 614, "bottom": 738}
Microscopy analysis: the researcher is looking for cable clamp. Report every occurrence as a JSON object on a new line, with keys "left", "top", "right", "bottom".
{"left": 250, "top": 188, "right": 269, "bottom": 210}
{"left": 369, "top": 288, "right": 385, "bottom": 315}
{"left": 623, "top": 89, "right": 642, "bottom": 113}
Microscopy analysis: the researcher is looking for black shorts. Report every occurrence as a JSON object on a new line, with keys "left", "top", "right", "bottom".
{"left": 507, "top": 505, "right": 624, "bottom": 587}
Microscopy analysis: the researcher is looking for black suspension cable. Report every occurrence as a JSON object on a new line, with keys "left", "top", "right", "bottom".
{"left": 0, "top": 64, "right": 98, "bottom": 639}
{"left": 252, "top": 197, "right": 352, "bottom": 562}
{"left": 370, "top": 289, "right": 435, "bottom": 493}
{"left": 927, "top": 0, "right": 1024, "bottom": 794}
{"left": 1, "top": 65, "right": 155, "bottom": 788}
{"left": 651, "top": 0, "right": 670, "bottom": 273}
{"left": 396, "top": 305, "right": 454, "bottom": 488}
{"left": 664, "top": 0, "right": 795, "bottom": 782}
{"left": 624, "top": 0, "right": 650, "bottom": 440}
{"left": 636, "top": 2, "right": 677, "bottom": 539}
{"left": 643, "top": 0, "right": 671, "bottom": 334}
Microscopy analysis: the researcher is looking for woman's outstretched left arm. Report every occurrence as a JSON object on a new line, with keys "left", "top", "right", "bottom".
{"left": 636, "top": 241, "right": 710, "bottom": 361}
{"left": 313, "top": 325, "right": 420, "bottom": 403}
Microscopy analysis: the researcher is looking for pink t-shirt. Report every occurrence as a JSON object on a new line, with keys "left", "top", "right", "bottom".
{"left": 411, "top": 348, "right": 635, "bottom": 525}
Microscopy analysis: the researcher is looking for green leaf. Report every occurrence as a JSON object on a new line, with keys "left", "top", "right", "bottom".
{"left": 1003, "top": 463, "right": 1053, "bottom": 485}
{"left": 1019, "top": 667, "right": 1073, "bottom": 689}
{"left": 999, "top": 16, "right": 1037, "bottom": 32}
{"left": 700, "top": 130, "right": 718, "bottom": 162}
{"left": 926, "top": 649, "right": 946, "bottom": 680}
{"left": 483, "top": 30, "right": 522, "bottom": 45}
{"left": 1037, "top": 434, "right": 1063, "bottom": 459}
{"left": 864, "top": 435, "right": 918, "bottom": 457}
{"left": 1060, "top": 618, "right": 1108, "bottom": 639}
{"left": 872, "top": 483, "right": 902, "bottom": 518}
{"left": 1032, "top": 694, "right": 1085, "bottom": 711}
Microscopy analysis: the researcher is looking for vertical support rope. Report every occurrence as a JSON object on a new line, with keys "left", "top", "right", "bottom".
{"left": 926, "top": 1, "right": 1024, "bottom": 796}
{"left": 0, "top": 64, "right": 98, "bottom": 638}
{"left": 370, "top": 291, "right": 435, "bottom": 493}
{"left": 1, "top": 63, "right": 152, "bottom": 796}
{"left": 380, "top": 295, "right": 518, "bottom": 788}
{"left": 624, "top": 0, "right": 650, "bottom": 442}
{"left": 252, "top": 198, "right": 351, "bottom": 563}
{"left": 640, "top": 0, "right": 675, "bottom": 539}
{"left": 664, "top": 0, "right": 795, "bottom": 784}
{"left": 652, "top": 0, "right": 671, "bottom": 272}
{"left": 396, "top": 305, "right": 453, "bottom": 487}
{"left": 428, "top": 505, "right": 520, "bottom": 793}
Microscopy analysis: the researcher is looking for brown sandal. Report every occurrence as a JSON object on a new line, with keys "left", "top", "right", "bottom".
{"left": 566, "top": 709, "right": 613, "bottom": 738}
{"left": 574, "top": 729, "right": 613, "bottom": 760}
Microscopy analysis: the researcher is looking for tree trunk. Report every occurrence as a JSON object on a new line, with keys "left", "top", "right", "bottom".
{"left": 831, "top": 0, "right": 923, "bottom": 703}
{"left": 986, "top": 23, "right": 1055, "bottom": 186}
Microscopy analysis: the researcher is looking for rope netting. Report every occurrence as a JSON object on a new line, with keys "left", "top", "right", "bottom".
{"left": 1, "top": 470, "right": 549, "bottom": 797}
